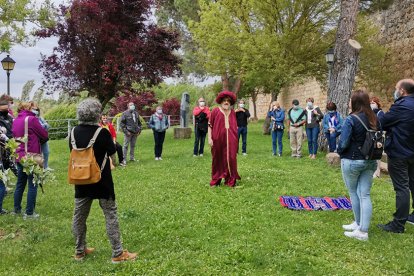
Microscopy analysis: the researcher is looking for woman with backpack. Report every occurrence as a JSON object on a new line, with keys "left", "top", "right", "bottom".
{"left": 149, "top": 106, "right": 169, "bottom": 160}
{"left": 337, "top": 90, "right": 379, "bottom": 241}
{"left": 70, "top": 98, "right": 136, "bottom": 263}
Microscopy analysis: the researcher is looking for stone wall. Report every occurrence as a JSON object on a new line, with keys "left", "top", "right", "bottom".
{"left": 249, "top": 0, "right": 414, "bottom": 119}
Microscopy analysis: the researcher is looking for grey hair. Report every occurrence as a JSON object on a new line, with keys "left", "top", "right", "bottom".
{"left": 77, "top": 98, "right": 102, "bottom": 125}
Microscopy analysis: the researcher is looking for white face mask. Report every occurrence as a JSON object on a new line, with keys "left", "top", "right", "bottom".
{"left": 394, "top": 89, "right": 401, "bottom": 100}
{"left": 199, "top": 101, "right": 205, "bottom": 107}
{"left": 129, "top": 105, "right": 135, "bottom": 111}
{"left": 156, "top": 109, "right": 163, "bottom": 114}
{"left": 307, "top": 102, "right": 313, "bottom": 108}
{"left": 31, "top": 109, "right": 39, "bottom": 116}
{"left": 370, "top": 103, "right": 378, "bottom": 110}
{"left": 239, "top": 103, "right": 245, "bottom": 108}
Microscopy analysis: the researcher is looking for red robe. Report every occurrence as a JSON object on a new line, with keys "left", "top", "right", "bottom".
{"left": 209, "top": 107, "right": 240, "bottom": 186}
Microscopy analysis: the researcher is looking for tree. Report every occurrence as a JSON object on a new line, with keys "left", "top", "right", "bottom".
{"left": 32, "top": 88, "right": 44, "bottom": 103}
{"left": 109, "top": 89, "right": 158, "bottom": 117}
{"left": 20, "top": 80, "right": 35, "bottom": 101}
{"left": 0, "top": 0, "right": 55, "bottom": 52}
{"left": 327, "top": 0, "right": 361, "bottom": 116}
{"left": 38, "top": 0, "right": 181, "bottom": 108}
{"left": 190, "top": 0, "right": 338, "bottom": 98}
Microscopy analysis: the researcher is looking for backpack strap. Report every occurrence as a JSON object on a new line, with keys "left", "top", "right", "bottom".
{"left": 288, "top": 108, "right": 294, "bottom": 124}
{"left": 351, "top": 114, "right": 369, "bottom": 131}
{"left": 295, "top": 110, "right": 307, "bottom": 124}
{"left": 24, "top": 117, "right": 29, "bottom": 153}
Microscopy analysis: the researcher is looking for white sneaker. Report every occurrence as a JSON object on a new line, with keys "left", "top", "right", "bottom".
{"left": 242, "top": 153, "right": 247, "bottom": 156}
{"left": 23, "top": 212, "right": 40, "bottom": 220}
{"left": 199, "top": 154, "right": 203, "bottom": 157}
{"left": 158, "top": 157, "right": 163, "bottom": 160}
{"left": 193, "top": 155, "right": 198, "bottom": 157}
{"left": 155, "top": 157, "right": 159, "bottom": 161}
{"left": 344, "top": 229, "right": 368, "bottom": 241}
{"left": 342, "top": 221, "right": 359, "bottom": 231}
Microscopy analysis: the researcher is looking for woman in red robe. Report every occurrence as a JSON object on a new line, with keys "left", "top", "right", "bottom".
{"left": 208, "top": 91, "right": 241, "bottom": 187}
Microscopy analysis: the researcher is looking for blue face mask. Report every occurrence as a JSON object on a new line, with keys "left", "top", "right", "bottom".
{"left": 394, "top": 89, "right": 401, "bottom": 100}
{"left": 129, "top": 105, "right": 135, "bottom": 111}
{"left": 328, "top": 110, "right": 335, "bottom": 114}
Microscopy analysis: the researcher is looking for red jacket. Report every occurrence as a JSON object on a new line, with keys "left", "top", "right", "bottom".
{"left": 99, "top": 122, "right": 117, "bottom": 140}
{"left": 193, "top": 106, "right": 211, "bottom": 118}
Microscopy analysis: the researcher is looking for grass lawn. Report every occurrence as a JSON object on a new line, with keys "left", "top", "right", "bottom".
{"left": 1, "top": 122, "right": 413, "bottom": 275}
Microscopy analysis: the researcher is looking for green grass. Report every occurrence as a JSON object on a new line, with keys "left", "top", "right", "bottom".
{"left": 1, "top": 122, "right": 413, "bottom": 275}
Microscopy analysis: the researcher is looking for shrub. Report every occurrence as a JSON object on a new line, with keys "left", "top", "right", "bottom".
{"left": 109, "top": 89, "right": 158, "bottom": 117}
{"left": 44, "top": 103, "right": 77, "bottom": 140}
{"left": 162, "top": 98, "right": 180, "bottom": 116}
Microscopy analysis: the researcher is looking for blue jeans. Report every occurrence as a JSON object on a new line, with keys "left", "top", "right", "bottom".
{"left": 237, "top": 126, "right": 248, "bottom": 153}
{"left": 326, "top": 132, "right": 340, "bottom": 152}
{"left": 0, "top": 180, "right": 5, "bottom": 211}
{"left": 271, "top": 130, "right": 284, "bottom": 155}
{"left": 193, "top": 128, "right": 207, "bottom": 155}
{"left": 41, "top": 142, "right": 49, "bottom": 168}
{"left": 14, "top": 163, "right": 37, "bottom": 215}
{"left": 341, "top": 159, "right": 377, "bottom": 232}
{"left": 306, "top": 127, "right": 320, "bottom": 155}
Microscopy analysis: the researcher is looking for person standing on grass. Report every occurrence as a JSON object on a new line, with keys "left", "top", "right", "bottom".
{"left": 0, "top": 98, "right": 14, "bottom": 215}
{"left": 304, "top": 97, "right": 324, "bottom": 159}
{"left": 100, "top": 114, "right": 125, "bottom": 167}
{"left": 377, "top": 79, "right": 414, "bottom": 233}
{"left": 70, "top": 98, "right": 137, "bottom": 263}
{"left": 193, "top": 97, "right": 210, "bottom": 157}
{"left": 370, "top": 96, "right": 384, "bottom": 178}
{"left": 235, "top": 99, "right": 250, "bottom": 156}
{"left": 323, "top": 102, "right": 343, "bottom": 153}
{"left": 149, "top": 106, "right": 169, "bottom": 161}
{"left": 337, "top": 90, "right": 378, "bottom": 241}
{"left": 287, "top": 99, "right": 306, "bottom": 158}
{"left": 267, "top": 101, "right": 285, "bottom": 156}
{"left": 12, "top": 102, "right": 48, "bottom": 219}
{"left": 120, "top": 102, "right": 142, "bottom": 164}
{"left": 31, "top": 103, "right": 52, "bottom": 170}
{"left": 208, "top": 91, "right": 241, "bottom": 187}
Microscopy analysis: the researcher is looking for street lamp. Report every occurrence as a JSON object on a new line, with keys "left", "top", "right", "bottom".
{"left": 325, "top": 48, "right": 334, "bottom": 86}
{"left": 1, "top": 55, "right": 16, "bottom": 96}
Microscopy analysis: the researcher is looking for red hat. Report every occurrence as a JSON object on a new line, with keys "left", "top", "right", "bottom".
{"left": 215, "top": 91, "right": 237, "bottom": 105}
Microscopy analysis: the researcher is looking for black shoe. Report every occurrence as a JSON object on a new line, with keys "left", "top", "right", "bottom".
{"left": 377, "top": 222, "right": 404, "bottom": 233}
{"left": 407, "top": 213, "right": 414, "bottom": 225}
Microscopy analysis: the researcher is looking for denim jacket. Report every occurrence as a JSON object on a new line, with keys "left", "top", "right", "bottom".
{"left": 322, "top": 111, "right": 343, "bottom": 133}
{"left": 268, "top": 108, "right": 285, "bottom": 129}
{"left": 337, "top": 113, "right": 370, "bottom": 160}
{"left": 149, "top": 113, "right": 169, "bottom": 132}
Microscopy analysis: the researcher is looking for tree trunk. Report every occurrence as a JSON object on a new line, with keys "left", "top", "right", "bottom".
{"left": 251, "top": 90, "right": 258, "bottom": 121}
{"left": 232, "top": 77, "right": 242, "bottom": 97}
{"left": 328, "top": 0, "right": 361, "bottom": 117}
{"left": 221, "top": 73, "right": 230, "bottom": 91}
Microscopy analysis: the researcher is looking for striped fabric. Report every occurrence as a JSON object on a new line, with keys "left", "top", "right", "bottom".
{"left": 279, "top": 196, "right": 352, "bottom": 211}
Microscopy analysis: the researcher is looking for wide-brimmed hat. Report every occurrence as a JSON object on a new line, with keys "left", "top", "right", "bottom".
{"left": 215, "top": 91, "right": 236, "bottom": 105}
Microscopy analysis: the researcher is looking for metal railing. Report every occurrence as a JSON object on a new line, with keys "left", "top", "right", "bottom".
{"left": 47, "top": 115, "right": 181, "bottom": 140}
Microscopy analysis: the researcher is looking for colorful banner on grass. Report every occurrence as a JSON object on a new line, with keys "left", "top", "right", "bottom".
{"left": 279, "top": 196, "right": 352, "bottom": 211}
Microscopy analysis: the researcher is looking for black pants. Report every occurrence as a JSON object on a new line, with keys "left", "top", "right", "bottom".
{"left": 115, "top": 142, "right": 124, "bottom": 163}
{"left": 193, "top": 128, "right": 207, "bottom": 155}
{"left": 153, "top": 131, "right": 166, "bottom": 158}
{"left": 388, "top": 157, "right": 414, "bottom": 228}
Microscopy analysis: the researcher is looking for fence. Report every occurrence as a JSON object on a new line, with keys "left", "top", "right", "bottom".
{"left": 47, "top": 115, "right": 181, "bottom": 140}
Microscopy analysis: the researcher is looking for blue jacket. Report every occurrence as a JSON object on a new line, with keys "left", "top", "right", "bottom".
{"left": 267, "top": 108, "right": 285, "bottom": 128}
{"left": 149, "top": 113, "right": 169, "bottom": 132}
{"left": 378, "top": 94, "right": 414, "bottom": 159}
{"left": 337, "top": 113, "right": 370, "bottom": 160}
{"left": 322, "top": 111, "right": 343, "bottom": 133}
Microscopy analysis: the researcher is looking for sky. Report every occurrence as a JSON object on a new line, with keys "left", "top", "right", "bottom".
{"left": 1, "top": 37, "right": 57, "bottom": 99}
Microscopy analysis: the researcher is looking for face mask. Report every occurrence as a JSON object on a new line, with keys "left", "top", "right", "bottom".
{"left": 307, "top": 102, "right": 313, "bottom": 108}
{"left": 157, "top": 109, "right": 163, "bottom": 114}
{"left": 328, "top": 110, "right": 335, "bottom": 114}
{"left": 370, "top": 103, "right": 378, "bottom": 110}
{"left": 32, "top": 109, "right": 39, "bottom": 116}
{"left": 199, "top": 101, "right": 205, "bottom": 107}
{"left": 129, "top": 105, "right": 135, "bottom": 111}
{"left": 239, "top": 104, "right": 245, "bottom": 108}
{"left": 394, "top": 89, "right": 401, "bottom": 100}
{"left": 102, "top": 119, "right": 108, "bottom": 124}
{"left": 293, "top": 105, "right": 299, "bottom": 110}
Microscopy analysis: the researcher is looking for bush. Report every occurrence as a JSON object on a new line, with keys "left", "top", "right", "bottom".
{"left": 109, "top": 89, "right": 158, "bottom": 117}
{"left": 44, "top": 103, "right": 77, "bottom": 140}
{"left": 162, "top": 98, "right": 180, "bottom": 116}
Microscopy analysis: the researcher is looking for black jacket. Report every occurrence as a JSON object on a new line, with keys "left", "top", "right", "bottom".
{"left": 236, "top": 109, "right": 250, "bottom": 127}
{"left": 69, "top": 125, "right": 116, "bottom": 200}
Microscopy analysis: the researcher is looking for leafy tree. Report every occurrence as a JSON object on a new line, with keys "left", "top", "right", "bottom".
{"left": 38, "top": 0, "right": 181, "bottom": 108}
{"left": 32, "top": 88, "right": 44, "bottom": 103}
{"left": 0, "top": 0, "right": 55, "bottom": 52}
{"left": 161, "top": 98, "right": 180, "bottom": 116}
{"left": 108, "top": 89, "right": 158, "bottom": 117}
{"left": 20, "top": 80, "right": 35, "bottom": 101}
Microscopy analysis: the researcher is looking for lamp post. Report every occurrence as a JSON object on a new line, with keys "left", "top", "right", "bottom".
{"left": 1, "top": 55, "right": 16, "bottom": 96}
{"left": 325, "top": 48, "right": 334, "bottom": 87}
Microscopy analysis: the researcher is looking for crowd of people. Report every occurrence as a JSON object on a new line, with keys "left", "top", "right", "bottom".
{"left": 0, "top": 77, "right": 413, "bottom": 263}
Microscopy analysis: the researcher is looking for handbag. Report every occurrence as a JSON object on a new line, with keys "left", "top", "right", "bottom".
{"left": 22, "top": 116, "right": 44, "bottom": 168}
